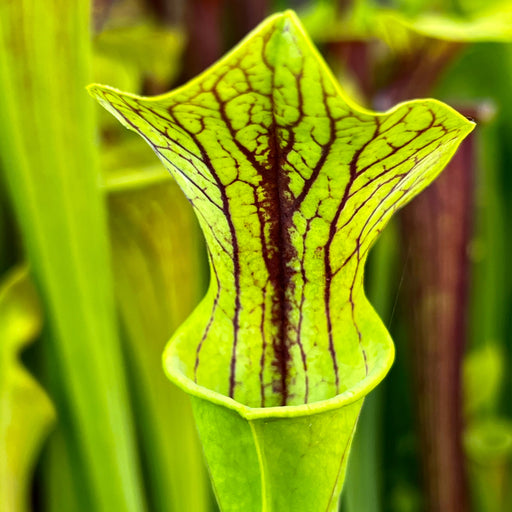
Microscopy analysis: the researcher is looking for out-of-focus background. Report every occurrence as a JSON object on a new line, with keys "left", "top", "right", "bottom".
{"left": 1, "top": 0, "right": 512, "bottom": 511}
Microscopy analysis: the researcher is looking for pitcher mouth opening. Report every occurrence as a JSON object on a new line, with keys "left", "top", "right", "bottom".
{"left": 163, "top": 333, "right": 395, "bottom": 421}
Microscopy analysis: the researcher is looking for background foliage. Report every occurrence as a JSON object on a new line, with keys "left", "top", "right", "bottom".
{"left": 1, "top": 0, "right": 511, "bottom": 511}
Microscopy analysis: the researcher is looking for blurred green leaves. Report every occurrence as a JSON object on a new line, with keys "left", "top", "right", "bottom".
{"left": 0, "top": 0, "right": 147, "bottom": 509}
{"left": 95, "top": 24, "right": 185, "bottom": 88}
{"left": 464, "top": 344, "right": 505, "bottom": 419}
{"left": 0, "top": 266, "right": 55, "bottom": 512}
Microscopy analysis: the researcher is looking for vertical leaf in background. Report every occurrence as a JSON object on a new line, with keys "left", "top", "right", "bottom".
{"left": 0, "top": 1, "right": 145, "bottom": 511}
{"left": 91, "top": 10, "right": 473, "bottom": 510}
{"left": 0, "top": 266, "right": 55, "bottom": 512}
{"left": 180, "top": 0, "right": 225, "bottom": 82}
{"left": 106, "top": 166, "right": 212, "bottom": 512}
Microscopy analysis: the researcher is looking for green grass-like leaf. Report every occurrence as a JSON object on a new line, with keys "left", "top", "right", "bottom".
{"left": 0, "top": 2, "right": 145, "bottom": 510}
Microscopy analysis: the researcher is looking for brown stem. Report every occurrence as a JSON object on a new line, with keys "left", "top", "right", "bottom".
{"left": 327, "top": 40, "right": 374, "bottom": 102}
{"left": 179, "top": 0, "right": 226, "bottom": 83}
{"left": 333, "top": 27, "right": 480, "bottom": 512}
{"left": 92, "top": 0, "right": 116, "bottom": 33}
{"left": 143, "top": 0, "right": 177, "bottom": 24}
{"left": 224, "top": 0, "right": 269, "bottom": 47}
{"left": 399, "top": 123, "right": 476, "bottom": 512}
{"left": 375, "top": 40, "right": 465, "bottom": 110}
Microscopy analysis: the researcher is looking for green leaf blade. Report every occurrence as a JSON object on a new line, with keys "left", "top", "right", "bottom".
{"left": 0, "top": 2, "right": 146, "bottom": 510}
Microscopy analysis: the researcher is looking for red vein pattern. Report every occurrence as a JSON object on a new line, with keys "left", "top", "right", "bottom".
{"left": 91, "top": 12, "right": 473, "bottom": 407}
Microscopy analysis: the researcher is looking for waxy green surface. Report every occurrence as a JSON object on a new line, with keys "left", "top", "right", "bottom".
{"left": 91, "top": 10, "right": 473, "bottom": 511}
